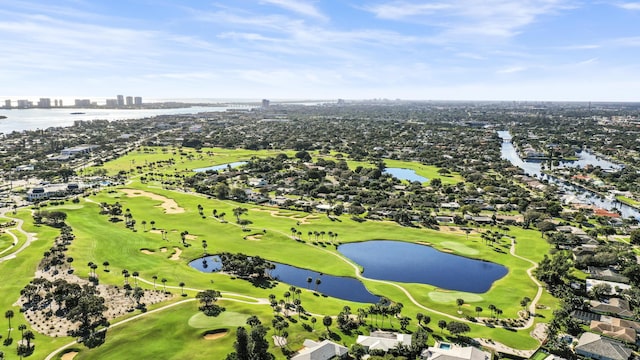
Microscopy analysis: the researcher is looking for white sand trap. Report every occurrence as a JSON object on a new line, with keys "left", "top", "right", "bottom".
{"left": 140, "top": 249, "right": 154, "bottom": 255}
{"left": 204, "top": 331, "right": 228, "bottom": 340}
{"left": 185, "top": 234, "right": 198, "bottom": 240}
{"left": 246, "top": 234, "right": 262, "bottom": 241}
{"left": 169, "top": 247, "right": 182, "bottom": 260}
{"left": 160, "top": 247, "right": 168, "bottom": 253}
{"left": 121, "top": 189, "right": 185, "bottom": 214}
{"left": 61, "top": 351, "right": 78, "bottom": 360}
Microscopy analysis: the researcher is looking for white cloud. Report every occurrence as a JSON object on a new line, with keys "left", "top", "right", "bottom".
{"left": 259, "top": 0, "right": 327, "bottom": 20}
{"left": 364, "top": 0, "right": 575, "bottom": 40}
{"left": 497, "top": 66, "right": 526, "bottom": 74}
{"left": 616, "top": 2, "right": 640, "bottom": 10}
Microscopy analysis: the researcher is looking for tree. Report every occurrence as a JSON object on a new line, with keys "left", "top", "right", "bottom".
{"left": 152, "top": 275, "right": 158, "bottom": 290}
{"left": 5, "top": 310, "right": 14, "bottom": 333}
{"left": 475, "top": 306, "right": 483, "bottom": 318}
{"left": 437, "top": 320, "right": 446, "bottom": 333}
{"left": 179, "top": 282, "right": 186, "bottom": 296}
{"left": 446, "top": 321, "right": 470, "bottom": 336}
{"left": 631, "top": 229, "right": 640, "bottom": 245}
{"left": 66, "top": 287, "right": 109, "bottom": 348}
{"left": 102, "top": 261, "right": 110, "bottom": 272}
{"left": 233, "top": 207, "right": 248, "bottom": 223}
{"left": 314, "top": 278, "right": 322, "bottom": 292}
{"left": 456, "top": 298, "right": 464, "bottom": 312}
{"left": 349, "top": 344, "right": 367, "bottom": 360}
{"left": 196, "top": 290, "right": 226, "bottom": 317}
{"left": 323, "top": 315, "right": 332, "bottom": 333}
{"left": 161, "top": 278, "right": 168, "bottom": 293}
{"left": 306, "top": 277, "right": 312, "bottom": 289}
{"left": 231, "top": 326, "right": 250, "bottom": 360}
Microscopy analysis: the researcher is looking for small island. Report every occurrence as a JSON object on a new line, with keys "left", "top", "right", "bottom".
{"left": 0, "top": 115, "right": 7, "bottom": 120}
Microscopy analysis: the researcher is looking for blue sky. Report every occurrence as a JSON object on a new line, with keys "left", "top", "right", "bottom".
{"left": 2, "top": 0, "right": 640, "bottom": 101}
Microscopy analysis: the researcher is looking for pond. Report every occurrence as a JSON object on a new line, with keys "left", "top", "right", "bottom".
{"left": 338, "top": 240, "right": 508, "bottom": 293}
{"left": 188, "top": 256, "right": 380, "bottom": 303}
{"left": 384, "top": 167, "right": 429, "bottom": 183}
{"left": 193, "top": 161, "right": 247, "bottom": 173}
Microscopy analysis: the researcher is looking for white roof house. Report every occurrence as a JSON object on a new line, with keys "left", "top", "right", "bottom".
{"left": 356, "top": 331, "right": 412, "bottom": 352}
{"left": 421, "top": 342, "right": 491, "bottom": 360}
{"left": 290, "top": 339, "right": 348, "bottom": 360}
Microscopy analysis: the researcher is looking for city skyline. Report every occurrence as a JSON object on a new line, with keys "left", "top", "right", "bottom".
{"left": 1, "top": 0, "right": 640, "bottom": 101}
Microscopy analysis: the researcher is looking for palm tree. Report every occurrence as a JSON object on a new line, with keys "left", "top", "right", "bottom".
{"left": 202, "top": 240, "right": 208, "bottom": 256}
{"left": 310, "top": 317, "right": 317, "bottom": 330}
{"left": 475, "top": 306, "right": 483, "bottom": 318}
{"left": 150, "top": 220, "right": 156, "bottom": 229}
{"left": 5, "top": 310, "right": 14, "bottom": 333}
{"left": 132, "top": 271, "right": 139, "bottom": 286}
{"left": 18, "top": 324, "right": 26, "bottom": 339}
{"left": 323, "top": 315, "right": 332, "bottom": 333}
{"left": 102, "top": 261, "right": 110, "bottom": 272}
{"left": 141, "top": 220, "right": 147, "bottom": 231}
{"left": 314, "top": 278, "right": 321, "bottom": 292}
{"left": 438, "top": 320, "right": 447, "bottom": 333}
{"left": 456, "top": 298, "right": 464, "bottom": 312}
{"left": 488, "top": 304, "right": 496, "bottom": 318}
{"left": 152, "top": 275, "right": 158, "bottom": 290}
{"left": 179, "top": 282, "right": 186, "bottom": 296}
{"left": 306, "top": 277, "right": 312, "bottom": 289}
{"left": 161, "top": 278, "right": 168, "bottom": 293}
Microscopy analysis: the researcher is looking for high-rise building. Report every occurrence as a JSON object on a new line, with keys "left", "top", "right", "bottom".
{"left": 4, "top": 100, "right": 10, "bottom": 109}
{"left": 106, "top": 99, "right": 118, "bottom": 107}
{"left": 116, "top": 95, "right": 124, "bottom": 107}
{"left": 134, "top": 96, "right": 142, "bottom": 105}
{"left": 126, "top": 96, "right": 133, "bottom": 106}
{"left": 38, "top": 98, "right": 51, "bottom": 108}
{"left": 74, "top": 99, "right": 91, "bottom": 107}
{"left": 58, "top": 99, "right": 63, "bottom": 107}
{"left": 17, "top": 99, "right": 32, "bottom": 108}
{"left": 262, "top": 99, "right": 270, "bottom": 108}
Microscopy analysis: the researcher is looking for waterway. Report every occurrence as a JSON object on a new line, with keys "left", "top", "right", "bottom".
{"left": 384, "top": 168, "right": 429, "bottom": 183}
{"left": 0, "top": 106, "right": 236, "bottom": 134}
{"left": 498, "top": 130, "right": 639, "bottom": 219}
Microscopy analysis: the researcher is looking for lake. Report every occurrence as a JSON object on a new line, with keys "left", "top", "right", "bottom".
{"left": 338, "top": 240, "right": 508, "bottom": 293}
{"left": 384, "top": 168, "right": 429, "bottom": 183}
{"left": 193, "top": 161, "right": 247, "bottom": 173}
{"left": 188, "top": 256, "right": 380, "bottom": 303}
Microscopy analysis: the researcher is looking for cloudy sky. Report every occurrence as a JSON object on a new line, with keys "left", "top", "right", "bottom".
{"left": 2, "top": 0, "right": 640, "bottom": 101}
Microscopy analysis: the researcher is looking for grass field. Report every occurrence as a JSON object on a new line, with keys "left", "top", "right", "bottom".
{"left": 0, "top": 147, "right": 556, "bottom": 359}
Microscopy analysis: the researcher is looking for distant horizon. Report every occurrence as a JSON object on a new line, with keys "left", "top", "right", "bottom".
{"left": 1, "top": 96, "right": 639, "bottom": 106}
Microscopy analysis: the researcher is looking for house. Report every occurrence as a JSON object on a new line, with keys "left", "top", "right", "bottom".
{"left": 248, "top": 178, "right": 268, "bottom": 187}
{"left": 590, "top": 298, "right": 634, "bottom": 318}
{"left": 356, "top": 331, "right": 412, "bottom": 352}
{"left": 586, "top": 280, "right": 631, "bottom": 296}
{"left": 589, "top": 319, "right": 636, "bottom": 343}
{"left": 571, "top": 310, "right": 601, "bottom": 324}
{"left": 290, "top": 339, "right": 348, "bottom": 360}
{"left": 588, "top": 267, "right": 630, "bottom": 284}
{"left": 574, "top": 332, "right": 632, "bottom": 360}
{"left": 421, "top": 342, "right": 490, "bottom": 360}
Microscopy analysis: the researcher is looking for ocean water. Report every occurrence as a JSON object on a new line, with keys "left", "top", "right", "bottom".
{"left": 0, "top": 106, "right": 237, "bottom": 134}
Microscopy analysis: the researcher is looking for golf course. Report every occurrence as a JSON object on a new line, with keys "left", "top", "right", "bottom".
{"left": 0, "top": 146, "right": 557, "bottom": 359}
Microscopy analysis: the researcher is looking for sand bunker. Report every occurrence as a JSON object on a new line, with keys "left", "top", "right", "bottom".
{"left": 204, "top": 330, "right": 228, "bottom": 340}
{"left": 185, "top": 234, "right": 198, "bottom": 240}
{"left": 169, "top": 247, "right": 182, "bottom": 260}
{"left": 140, "top": 249, "right": 154, "bottom": 255}
{"left": 61, "top": 352, "right": 78, "bottom": 360}
{"left": 245, "top": 234, "right": 263, "bottom": 241}
{"left": 251, "top": 208, "right": 314, "bottom": 224}
{"left": 121, "top": 189, "right": 185, "bottom": 214}
{"left": 160, "top": 247, "right": 168, "bottom": 253}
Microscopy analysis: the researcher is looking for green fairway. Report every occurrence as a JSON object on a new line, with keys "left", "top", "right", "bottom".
{"left": 188, "top": 311, "right": 248, "bottom": 328}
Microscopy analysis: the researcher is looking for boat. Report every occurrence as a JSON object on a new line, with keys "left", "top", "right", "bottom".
{"left": 70, "top": 112, "right": 85, "bottom": 115}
